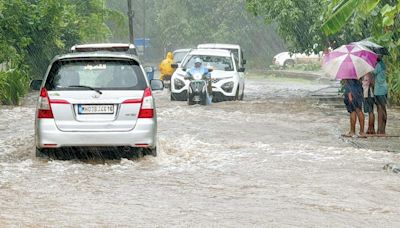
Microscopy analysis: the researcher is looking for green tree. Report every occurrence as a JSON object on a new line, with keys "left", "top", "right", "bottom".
{"left": 151, "top": 0, "right": 279, "bottom": 49}
{"left": 0, "top": 0, "right": 124, "bottom": 105}
{"left": 246, "top": 0, "right": 371, "bottom": 52}
{"left": 322, "top": 0, "right": 400, "bottom": 103}
{"left": 106, "top": 0, "right": 286, "bottom": 66}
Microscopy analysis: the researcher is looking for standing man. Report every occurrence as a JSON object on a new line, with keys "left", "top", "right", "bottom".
{"left": 159, "top": 52, "right": 175, "bottom": 89}
{"left": 373, "top": 56, "right": 388, "bottom": 135}
{"left": 362, "top": 72, "right": 375, "bottom": 134}
{"left": 343, "top": 79, "right": 365, "bottom": 137}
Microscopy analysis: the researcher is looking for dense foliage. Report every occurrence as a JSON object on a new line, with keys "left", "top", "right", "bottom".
{"left": 322, "top": 0, "right": 400, "bottom": 103}
{"left": 106, "top": 0, "right": 286, "bottom": 67}
{"left": 0, "top": 0, "right": 285, "bottom": 105}
{"left": 247, "top": 0, "right": 400, "bottom": 104}
{"left": 0, "top": 0, "right": 124, "bottom": 105}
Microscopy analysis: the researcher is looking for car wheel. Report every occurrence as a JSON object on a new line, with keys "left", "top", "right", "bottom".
{"left": 170, "top": 93, "right": 177, "bottom": 101}
{"left": 240, "top": 87, "right": 245, "bottom": 100}
{"left": 234, "top": 87, "right": 239, "bottom": 100}
{"left": 201, "top": 93, "right": 208, "bottom": 105}
{"left": 284, "top": 59, "right": 295, "bottom": 68}
{"left": 187, "top": 97, "right": 194, "bottom": 105}
{"left": 144, "top": 147, "right": 157, "bottom": 157}
{"left": 36, "top": 148, "right": 48, "bottom": 158}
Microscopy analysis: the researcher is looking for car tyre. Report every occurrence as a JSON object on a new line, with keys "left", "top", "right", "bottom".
{"left": 143, "top": 147, "right": 157, "bottom": 157}
{"left": 150, "top": 147, "right": 157, "bottom": 157}
{"left": 240, "top": 87, "right": 245, "bottom": 100}
{"left": 201, "top": 93, "right": 208, "bottom": 105}
{"left": 284, "top": 59, "right": 295, "bottom": 68}
{"left": 170, "top": 93, "right": 177, "bottom": 101}
{"left": 234, "top": 87, "right": 239, "bottom": 100}
{"left": 36, "top": 148, "right": 48, "bottom": 158}
{"left": 187, "top": 96, "right": 195, "bottom": 105}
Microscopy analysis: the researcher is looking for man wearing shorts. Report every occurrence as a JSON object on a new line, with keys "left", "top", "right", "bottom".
{"left": 343, "top": 79, "right": 365, "bottom": 137}
{"left": 362, "top": 73, "right": 375, "bottom": 134}
{"left": 373, "top": 56, "right": 388, "bottom": 135}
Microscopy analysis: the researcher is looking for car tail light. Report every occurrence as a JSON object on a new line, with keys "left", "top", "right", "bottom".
{"left": 135, "top": 144, "right": 150, "bottom": 148}
{"left": 122, "top": 99, "right": 142, "bottom": 104}
{"left": 43, "top": 144, "right": 58, "bottom": 148}
{"left": 138, "top": 88, "right": 154, "bottom": 118}
{"left": 38, "top": 88, "right": 54, "bottom": 119}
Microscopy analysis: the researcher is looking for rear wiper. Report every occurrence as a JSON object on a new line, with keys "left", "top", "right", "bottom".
{"left": 68, "top": 85, "right": 103, "bottom": 95}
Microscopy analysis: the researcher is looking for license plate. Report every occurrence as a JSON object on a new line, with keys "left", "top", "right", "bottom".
{"left": 78, "top": 104, "right": 114, "bottom": 114}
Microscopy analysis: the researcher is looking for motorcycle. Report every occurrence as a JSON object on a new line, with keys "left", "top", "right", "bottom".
{"left": 162, "top": 75, "right": 172, "bottom": 91}
{"left": 185, "top": 71, "right": 212, "bottom": 105}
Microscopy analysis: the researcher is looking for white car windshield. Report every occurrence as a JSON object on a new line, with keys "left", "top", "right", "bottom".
{"left": 184, "top": 55, "right": 234, "bottom": 71}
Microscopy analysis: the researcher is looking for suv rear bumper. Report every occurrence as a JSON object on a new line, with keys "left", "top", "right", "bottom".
{"left": 36, "top": 119, "right": 157, "bottom": 148}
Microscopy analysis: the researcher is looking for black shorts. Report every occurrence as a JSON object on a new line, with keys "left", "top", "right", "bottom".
{"left": 364, "top": 97, "right": 374, "bottom": 113}
{"left": 344, "top": 95, "right": 363, "bottom": 113}
{"left": 375, "top": 95, "right": 387, "bottom": 106}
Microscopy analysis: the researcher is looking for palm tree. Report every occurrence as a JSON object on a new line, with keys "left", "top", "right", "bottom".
{"left": 322, "top": 0, "right": 381, "bottom": 35}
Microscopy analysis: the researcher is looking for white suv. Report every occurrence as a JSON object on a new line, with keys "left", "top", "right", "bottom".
{"left": 273, "top": 51, "right": 321, "bottom": 68}
{"left": 171, "top": 49, "right": 245, "bottom": 102}
{"left": 30, "top": 50, "right": 163, "bottom": 158}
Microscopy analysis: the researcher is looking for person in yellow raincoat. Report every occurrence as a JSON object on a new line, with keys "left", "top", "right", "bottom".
{"left": 159, "top": 52, "right": 176, "bottom": 88}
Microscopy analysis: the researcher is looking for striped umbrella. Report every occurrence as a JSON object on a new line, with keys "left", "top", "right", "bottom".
{"left": 323, "top": 44, "right": 378, "bottom": 80}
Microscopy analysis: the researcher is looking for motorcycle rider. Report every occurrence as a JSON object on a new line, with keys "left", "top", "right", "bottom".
{"left": 159, "top": 52, "right": 175, "bottom": 88}
{"left": 187, "top": 58, "right": 210, "bottom": 78}
{"left": 186, "top": 57, "right": 212, "bottom": 104}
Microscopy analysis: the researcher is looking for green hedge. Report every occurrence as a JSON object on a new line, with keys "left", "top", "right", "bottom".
{"left": 0, "top": 69, "right": 29, "bottom": 105}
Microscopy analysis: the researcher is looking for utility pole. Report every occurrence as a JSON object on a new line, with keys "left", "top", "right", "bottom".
{"left": 127, "top": 0, "right": 134, "bottom": 43}
{"left": 143, "top": 0, "right": 146, "bottom": 60}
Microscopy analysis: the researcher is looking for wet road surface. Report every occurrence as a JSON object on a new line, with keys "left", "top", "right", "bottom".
{"left": 1, "top": 75, "right": 400, "bottom": 227}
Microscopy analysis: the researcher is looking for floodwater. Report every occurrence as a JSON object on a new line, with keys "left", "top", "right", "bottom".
{"left": 1, "top": 75, "right": 400, "bottom": 227}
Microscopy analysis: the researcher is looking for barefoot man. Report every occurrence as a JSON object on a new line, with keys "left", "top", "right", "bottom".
{"left": 362, "top": 72, "right": 375, "bottom": 134}
{"left": 343, "top": 79, "right": 365, "bottom": 137}
{"left": 373, "top": 56, "right": 388, "bottom": 135}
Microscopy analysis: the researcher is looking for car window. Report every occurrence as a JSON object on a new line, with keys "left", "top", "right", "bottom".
{"left": 45, "top": 59, "right": 147, "bottom": 91}
{"left": 219, "top": 48, "right": 239, "bottom": 63}
{"left": 230, "top": 49, "right": 239, "bottom": 61}
{"left": 173, "top": 51, "right": 188, "bottom": 63}
{"left": 184, "top": 55, "right": 234, "bottom": 71}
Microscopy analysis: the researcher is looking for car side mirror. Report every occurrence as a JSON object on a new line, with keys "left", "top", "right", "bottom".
{"left": 238, "top": 67, "right": 246, "bottom": 73}
{"left": 182, "top": 68, "right": 186, "bottom": 72}
{"left": 242, "top": 59, "right": 247, "bottom": 65}
{"left": 208, "top": 68, "right": 214, "bottom": 72}
{"left": 30, "top": 79, "right": 42, "bottom": 91}
{"left": 171, "top": 63, "right": 178, "bottom": 69}
{"left": 150, "top": 79, "right": 164, "bottom": 91}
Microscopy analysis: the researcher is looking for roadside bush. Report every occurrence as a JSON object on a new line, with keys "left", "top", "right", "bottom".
{"left": 0, "top": 69, "right": 30, "bottom": 105}
{"left": 292, "top": 63, "right": 321, "bottom": 72}
{"left": 268, "top": 64, "right": 281, "bottom": 70}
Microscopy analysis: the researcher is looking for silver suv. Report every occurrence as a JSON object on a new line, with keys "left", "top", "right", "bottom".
{"left": 31, "top": 50, "right": 163, "bottom": 158}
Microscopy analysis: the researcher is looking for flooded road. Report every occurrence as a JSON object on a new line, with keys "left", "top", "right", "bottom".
{"left": 1, "top": 75, "right": 400, "bottom": 227}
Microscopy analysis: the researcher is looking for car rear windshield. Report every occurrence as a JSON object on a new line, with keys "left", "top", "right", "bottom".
{"left": 45, "top": 59, "right": 147, "bottom": 91}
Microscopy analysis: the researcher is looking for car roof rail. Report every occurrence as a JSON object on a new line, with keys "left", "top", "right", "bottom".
{"left": 70, "top": 43, "right": 138, "bottom": 56}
